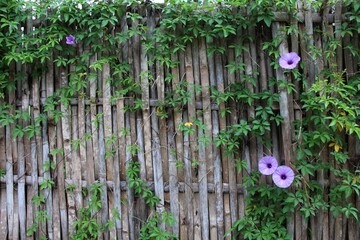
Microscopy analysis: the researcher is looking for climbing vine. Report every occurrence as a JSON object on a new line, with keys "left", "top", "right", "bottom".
{"left": 0, "top": 0, "right": 359, "bottom": 239}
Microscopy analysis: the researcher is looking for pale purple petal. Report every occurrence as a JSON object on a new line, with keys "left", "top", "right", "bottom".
{"left": 66, "top": 35, "right": 76, "bottom": 46}
{"left": 279, "top": 52, "right": 301, "bottom": 69}
{"left": 258, "top": 156, "right": 278, "bottom": 175}
{"left": 272, "top": 166, "right": 295, "bottom": 188}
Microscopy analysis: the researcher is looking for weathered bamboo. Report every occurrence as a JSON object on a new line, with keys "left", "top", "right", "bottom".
{"left": 114, "top": 92, "right": 125, "bottom": 240}
{"left": 304, "top": 1, "right": 315, "bottom": 86}
{"left": 0, "top": 99, "right": 7, "bottom": 238}
{"left": 113, "top": 98, "right": 126, "bottom": 239}
{"left": 18, "top": 63, "right": 29, "bottom": 240}
{"left": 78, "top": 48, "right": 88, "bottom": 186}
{"left": 56, "top": 120, "right": 68, "bottom": 240}
{"left": 89, "top": 52, "right": 99, "bottom": 182}
{"left": 226, "top": 37, "right": 240, "bottom": 228}
{"left": 125, "top": 112, "right": 135, "bottom": 240}
{"left": 98, "top": 105, "right": 110, "bottom": 240}
{"left": 272, "top": 22, "right": 295, "bottom": 238}
{"left": 199, "top": 37, "right": 210, "bottom": 240}
{"left": 71, "top": 104, "right": 82, "bottom": 210}
{"left": 172, "top": 50, "right": 188, "bottom": 239}
{"left": 334, "top": 2, "right": 343, "bottom": 72}
{"left": 6, "top": 63, "right": 15, "bottom": 239}
{"left": 42, "top": 114, "right": 54, "bottom": 240}
{"left": 219, "top": 42, "right": 230, "bottom": 239}
{"left": 205, "top": 39, "right": 217, "bottom": 240}
{"left": 127, "top": 18, "right": 141, "bottom": 238}
{"left": 213, "top": 38, "right": 226, "bottom": 239}
{"left": 102, "top": 59, "right": 113, "bottom": 239}
{"left": 60, "top": 67, "right": 76, "bottom": 236}
{"left": 167, "top": 109, "right": 180, "bottom": 236}
{"left": 31, "top": 72, "right": 42, "bottom": 239}
{"left": 150, "top": 104, "right": 165, "bottom": 222}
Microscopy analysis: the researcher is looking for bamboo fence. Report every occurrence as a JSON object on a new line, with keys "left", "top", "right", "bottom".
{"left": 0, "top": 3, "right": 360, "bottom": 240}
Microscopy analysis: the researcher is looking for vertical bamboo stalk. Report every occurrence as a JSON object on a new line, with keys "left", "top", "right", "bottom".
{"left": 226, "top": 40, "right": 239, "bottom": 229}
{"left": 171, "top": 52, "right": 187, "bottom": 238}
{"left": 205, "top": 39, "right": 217, "bottom": 240}
{"left": 0, "top": 98, "right": 7, "bottom": 237}
{"left": 6, "top": 63, "right": 15, "bottom": 239}
{"left": 89, "top": 52, "right": 98, "bottom": 183}
{"left": 211, "top": 109, "right": 224, "bottom": 239}
{"left": 31, "top": 74, "right": 41, "bottom": 239}
{"left": 71, "top": 103, "right": 83, "bottom": 210}
{"left": 136, "top": 112, "right": 147, "bottom": 227}
{"left": 140, "top": 57, "right": 153, "bottom": 180}
{"left": 127, "top": 17, "right": 138, "bottom": 238}
{"left": 42, "top": 109, "right": 54, "bottom": 240}
{"left": 243, "top": 33, "right": 257, "bottom": 171}
{"left": 272, "top": 22, "right": 295, "bottom": 238}
{"left": 199, "top": 37, "right": 210, "bottom": 240}
{"left": 183, "top": 43, "right": 196, "bottom": 239}
{"left": 18, "top": 64, "right": 30, "bottom": 240}
{"left": 213, "top": 38, "right": 225, "bottom": 239}
{"left": 150, "top": 97, "right": 165, "bottom": 221}
{"left": 304, "top": 1, "right": 315, "bottom": 86}
{"left": 102, "top": 60, "right": 113, "bottom": 239}
{"left": 167, "top": 108, "right": 179, "bottom": 236}
{"left": 156, "top": 62, "right": 169, "bottom": 191}
{"left": 125, "top": 112, "right": 135, "bottom": 240}
{"left": 115, "top": 97, "right": 125, "bottom": 239}
{"left": 98, "top": 104, "right": 109, "bottom": 239}
{"left": 334, "top": 2, "right": 343, "bottom": 72}
{"left": 56, "top": 119, "right": 68, "bottom": 240}
{"left": 60, "top": 68, "right": 75, "bottom": 235}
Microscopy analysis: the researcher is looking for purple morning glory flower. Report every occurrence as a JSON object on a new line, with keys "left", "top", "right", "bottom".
{"left": 272, "top": 166, "right": 295, "bottom": 188}
{"left": 279, "top": 52, "right": 301, "bottom": 69}
{"left": 66, "top": 35, "right": 76, "bottom": 46}
{"left": 258, "top": 156, "right": 278, "bottom": 175}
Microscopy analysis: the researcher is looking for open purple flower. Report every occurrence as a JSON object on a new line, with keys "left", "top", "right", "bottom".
{"left": 272, "top": 166, "right": 295, "bottom": 188}
{"left": 279, "top": 52, "right": 300, "bottom": 69}
{"left": 66, "top": 35, "right": 76, "bottom": 46}
{"left": 258, "top": 156, "right": 278, "bottom": 175}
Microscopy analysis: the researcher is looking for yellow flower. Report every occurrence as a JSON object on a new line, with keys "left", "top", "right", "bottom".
{"left": 329, "top": 142, "right": 342, "bottom": 152}
{"left": 184, "top": 122, "right": 193, "bottom": 127}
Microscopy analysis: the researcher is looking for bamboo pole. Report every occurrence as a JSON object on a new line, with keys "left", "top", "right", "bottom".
{"left": 150, "top": 99, "right": 165, "bottom": 224}
{"left": 6, "top": 63, "right": 15, "bottom": 239}
{"left": 60, "top": 68, "right": 76, "bottom": 236}
{"left": 42, "top": 107, "right": 54, "bottom": 240}
{"left": 115, "top": 96, "right": 125, "bottom": 239}
{"left": 227, "top": 37, "right": 240, "bottom": 227}
{"left": 125, "top": 112, "right": 135, "bottom": 240}
{"left": 77, "top": 41, "right": 88, "bottom": 189}
{"left": 56, "top": 118, "right": 68, "bottom": 240}
{"left": 172, "top": 51, "right": 188, "bottom": 238}
{"left": 0, "top": 98, "right": 7, "bottom": 237}
{"left": 205, "top": 39, "right": 217, "bottom": 240}
{"left": 213, "top": 38, "right": 225, "bottom": 239}
{"left": 71, "top": 102, "right": 83, "bottom": 209}
{"left": 31, "top": 72, "right": 41, "bottom": 239}
{"left": 18, "top": 63, "right": 30, "bottom": 240}
{"left": 167, "top": 108, "right": 180, "bottom": 236}
{"left": 97, "top": 104, "right": 110, "bottom": 240}
{"left": 199, "top": 37, "right": 210, "bottom": 240}
{"left": 272, "top": 22, "right": 295, "bottom": 238}
{"left": 102, "top": 59, "right": 113, "bottom": 239}
{"left": 89, "top": 52, "right": 98, "bottom": 182}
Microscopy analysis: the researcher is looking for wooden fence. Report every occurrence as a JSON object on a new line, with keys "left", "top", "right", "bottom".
{"left": 0, "top": 2, "right": 359, "bottom": 240}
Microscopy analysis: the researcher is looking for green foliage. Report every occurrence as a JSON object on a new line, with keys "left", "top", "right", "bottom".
{"left": 127, "top": 161, "right": 177, "bottom": 239}
{"left": 71, "top": 181, "right": 110, "bottom": 240}
{"left": 1, "top": 0, "right": 360, "bottom": 239}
